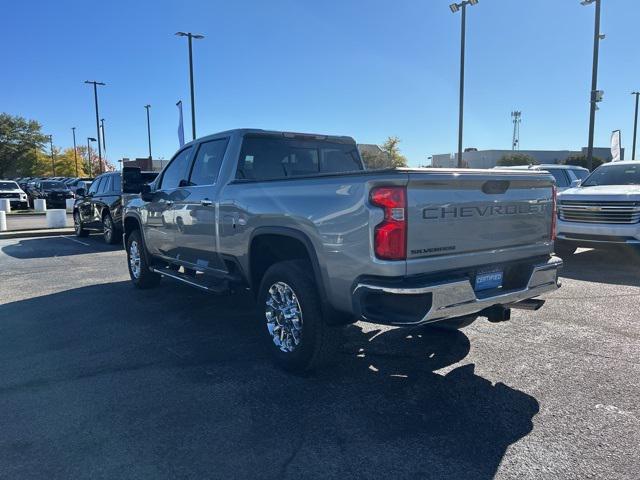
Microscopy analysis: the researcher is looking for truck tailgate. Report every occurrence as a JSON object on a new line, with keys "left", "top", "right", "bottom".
{"left": 406, "top": 171, "right": 553, "bottom": 266}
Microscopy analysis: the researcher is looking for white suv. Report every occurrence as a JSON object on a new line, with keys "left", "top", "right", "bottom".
{"left": 0, "top": 180, "right": 29, "bottom": 210}
{"left": 556, "top": 161, "right": 640, "bottom": 255}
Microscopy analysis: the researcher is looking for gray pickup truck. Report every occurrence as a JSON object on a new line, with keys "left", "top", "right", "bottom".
{"left": 122, "top": 129, "right": 562, "bottom": 371}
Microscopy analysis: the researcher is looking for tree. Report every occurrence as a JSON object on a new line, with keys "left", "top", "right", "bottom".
{"left": 563, "top": 154, "right": 604, "bottom": 171}
{"left": 361, "top": 136, "right": 408, "bottom": 169}
{"left": 0, "top": 113, "right": 48, "bottom": 177}
{"left": 496, "top": 153, "right": 537, "bottom": 167}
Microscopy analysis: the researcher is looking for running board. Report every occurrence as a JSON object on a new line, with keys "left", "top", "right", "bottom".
{"left": 151, "top": 267, "right": 229, "bottom": 294}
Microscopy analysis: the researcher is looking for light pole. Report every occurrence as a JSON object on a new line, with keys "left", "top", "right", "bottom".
{"left": 449, "top": 0, "right": 479, "bottom": 168}
{"left": 581, "top": 0, "right": 603, "bottom": 171}
{"left": 100, "top": 118, "right": 106, "bottom": 152}
{"left": 84, "top": 81, "right": 106, "bottom": 173}
{"left": 72, "top": 127, "right": 78, "bottom": 177}
{"left": 48, "top": 134, "right": 56, "bottom": 176}
{"left": 87, "top": 137, "right": 97, "bottom": 177}
{"left": 144, "top": 104, "right": 152, "bottom": 163}
{"left": 632, "top": 92, "right": 639, "bottom": 160}
{"left": 176, "top": 31, "right": 205, "bottom": 140}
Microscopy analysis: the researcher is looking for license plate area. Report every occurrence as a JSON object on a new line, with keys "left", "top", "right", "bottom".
{"left": 474, "top": 268, "right": 503, "bottom": 291}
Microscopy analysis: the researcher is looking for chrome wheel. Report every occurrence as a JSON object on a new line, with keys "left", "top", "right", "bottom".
{"left": 129, "top": 240, "right": 141, "bottom": 279}
{"left": 265, "top": 282, "right": 303, "bottom": 353}
{"left": 104, "top": 216, "right": 112, "bottom": 242}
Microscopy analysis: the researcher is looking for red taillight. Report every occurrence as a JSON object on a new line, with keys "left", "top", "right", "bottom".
{"left": 371, "top": 186, "right": 407, "bottom": 260}
{"left": 551, "top": 185, "right": 557, "bottom": 241}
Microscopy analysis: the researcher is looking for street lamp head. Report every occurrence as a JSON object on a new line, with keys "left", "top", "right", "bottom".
{"left": 175, "top": 31, "right": 187, "bottom": 37}
{"left": 191, "top": 34, "right": 205, "bottom": 39}
{"left": 580, "top": 0, "right": 595, "bottom": 5}
{"left": 633, "top": 92, "right": 640, "bottom": 95}
{"left": 84, "top": 80, "right": 106, "bottom": 86}
{"left": 468, "top": 0, "right": 479, "bottom": 5}
{"left": 175, "top": 31, "right": 205, "bottom": 39}
{"left": 88, "top": 137, "right": 97, "bottom": 142}
{"left": 449, "top": 3, "right": 460, "bottom": 13}
{"left": 145, "top": 104, "right": 151, "bottom": 109}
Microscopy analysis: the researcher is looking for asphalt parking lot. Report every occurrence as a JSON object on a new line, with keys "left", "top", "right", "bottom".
{"left": 1, "top": 235, "right": 639, "bottom": 479}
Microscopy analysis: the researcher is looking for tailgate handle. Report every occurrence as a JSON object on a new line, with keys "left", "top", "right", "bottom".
{"left": 482, "top": 180, "right": 510, "bottom": 194}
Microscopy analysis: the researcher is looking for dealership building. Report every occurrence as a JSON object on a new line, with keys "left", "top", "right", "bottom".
{"left": 430, "top": 147, "right": 622, "bottom": 169}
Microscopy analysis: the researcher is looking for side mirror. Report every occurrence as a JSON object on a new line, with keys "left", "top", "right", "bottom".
{"left": 76, "top": 187, "right": 86, "bottom": 197}
{"left": 140, "top": 183, "right": 155, "bottom": 202}
{"left": 570, "top": 179, "right": 582, "bottom": 188}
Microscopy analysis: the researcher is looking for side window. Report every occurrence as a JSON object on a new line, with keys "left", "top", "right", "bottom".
{"left": 189, "top": 139, "right": 229, "bottom": 186}
{"left": 99, "top": 175, "right": 112, "bottom": 193}
{"left": 548, "top": 169, "right": 570, "bottom": 187}
{"left": 112, "top": 174, "right": 122, "bottom": 193}
{"left": 88, "top": 177, "right": 102, "bottom": 195}
{"left": 160, "top": 147, "right": 193, "bottom": 189}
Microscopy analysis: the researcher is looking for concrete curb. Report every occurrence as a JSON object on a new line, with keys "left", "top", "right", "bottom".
{"left": 0, "top": 228, "right": 75, "bottom": 240}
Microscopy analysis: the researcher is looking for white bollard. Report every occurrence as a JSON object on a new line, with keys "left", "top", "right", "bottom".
{"left": 65, "top": 198, "right": 75, "bottom": 213}
{"left": 46, "top": 209, "right": 67, "bottom": 228}
{"left": 34, "top": 199, "right": 47, "bottom": 212}
{"left": 0, "top": 211, "right": 6, "bottom": 231}
{"left": 0, "top": 199, "right": 10, "bottom": 213}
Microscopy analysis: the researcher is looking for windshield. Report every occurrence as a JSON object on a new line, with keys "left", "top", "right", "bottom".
{"left": 582, "top": 164, "right": 640, "bottom": 187}
{"left": 573, "top": 169, "right": 590, "bottom": 181}
{"left": 0, "top": 181, "right": 19, "bottom": 190}
{"left": 41, "top": 181, "right": 66, "bottom": 189}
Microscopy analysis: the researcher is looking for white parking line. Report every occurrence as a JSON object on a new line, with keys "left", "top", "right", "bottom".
{"left": 59, "top": 235, "right": 91, "bottom": 246}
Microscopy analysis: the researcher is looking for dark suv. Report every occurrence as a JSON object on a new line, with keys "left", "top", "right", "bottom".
{"left": 73, "top": 172, "right": 124, "bottom": 244}
{"left": 26, "top": 180, "right": 74, "bottom": 208}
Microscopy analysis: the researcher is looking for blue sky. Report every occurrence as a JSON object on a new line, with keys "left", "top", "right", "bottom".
{"left": 2, "top": 0, "right": 639, "bottom": 166}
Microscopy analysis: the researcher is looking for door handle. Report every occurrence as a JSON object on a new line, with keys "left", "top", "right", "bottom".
{"left": 201, "top": 199, "right": 213, "bottom": 206}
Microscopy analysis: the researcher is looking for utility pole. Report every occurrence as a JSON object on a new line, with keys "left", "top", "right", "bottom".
{"left": 48, "top": 135, "right": 56, "bottom": 176}
{"left": 449, "top": 1, "right": 479, "bottom": 168}
{"left": 84, "top": 81, "right": 106, "bottom": 173}
{"left": 72, "top": 127, "right": 79, "bottom": 177}
{"left": 632, "top": 92, "right": 639, "bottom": 160}
{"left": 176, "top": 32, "right": 205, "bottom": 140}
{"left": 582, "top": 0, "right": 603, "bottom": 171}
{"left": 144, "top": 104, "right": 152, "bottom": 162}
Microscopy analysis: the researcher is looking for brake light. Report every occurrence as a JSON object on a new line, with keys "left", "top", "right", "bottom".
{"left": 551, "top": 185, "right": 557, "bottom": 241}
{"left": 370, "top": 186, "right": 407, "bottom": 260}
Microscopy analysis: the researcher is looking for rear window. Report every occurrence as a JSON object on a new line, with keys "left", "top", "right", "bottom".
{"left": 236, "top": 136, "right": 363, "bottom": 181}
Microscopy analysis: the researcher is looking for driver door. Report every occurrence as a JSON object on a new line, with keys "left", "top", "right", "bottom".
{"left": 142, "top": 146, "right": 193, "bottom": 257}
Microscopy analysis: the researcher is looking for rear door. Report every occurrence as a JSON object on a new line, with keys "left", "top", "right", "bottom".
{"left": 80, "top": 176, "right": 103, "bottom": 227}
{"left": 406, "top": 171, "right": 553, "bottom": 267}
{"left": 166, "top": 137, "right": 229, "bottom": 272}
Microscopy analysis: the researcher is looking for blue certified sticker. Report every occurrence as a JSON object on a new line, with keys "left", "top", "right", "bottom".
{"left": 475, "top": 270, "right": 503, "bottom": 291}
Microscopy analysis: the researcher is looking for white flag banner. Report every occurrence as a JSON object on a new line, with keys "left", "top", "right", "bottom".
{"left": 611, "top": 130, "right": 621, "bottom": 162}
{"left": 176, "top": 101, "right": 185, "bottom": 148}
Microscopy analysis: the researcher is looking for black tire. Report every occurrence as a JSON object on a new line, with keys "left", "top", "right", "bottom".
{"left": 103, "top": 212, "right": 120, "bottom": 245}
{"left": 73, "top": 211, "right": 89, "bottom": 237}
{"left": 554, "top": 241, "right": 577, "bottom": 257}
{"left": 426, "top": 315, "right": 478, "bottom": 331}
{"left": 126, "top": 229, "right": 161, "bottom": 289}
{"left": 258, "top": 259, "right": 339, "bottom": 372}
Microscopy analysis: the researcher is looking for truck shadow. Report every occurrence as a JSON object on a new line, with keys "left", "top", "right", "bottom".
{"left": 559, "top": 247, "right": 640, "bottom": 287}
{"left": 1, "top": 234, "right": 121, "bottom": 259}
{"left": 0, "top": 282, "right": 539, "bottom": 480}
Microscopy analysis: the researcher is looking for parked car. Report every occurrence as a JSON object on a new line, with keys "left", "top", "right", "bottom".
{"left": 556, "top": 160, "right": 640, "bottom": 255}
{"left": 73, "top": 172, "right": 124, "bottom": 244}
{"left": 495, "top": 164, "right": 590, "bottom": 192}
{"left": 67, "top": 177, "right": 94, "bottom": 193}
{"left": 122, "top": 128, "right": 562, "bottom": 372}
{"left": 0, "top": 180, "right": 29, "bottom": 209}
{"left": 25, "top": 180, "right": 74, "bottom": 208}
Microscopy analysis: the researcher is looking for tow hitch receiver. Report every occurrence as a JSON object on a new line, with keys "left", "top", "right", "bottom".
{"left": 510, "top": 299, "right": 546, "bottom": 311}
{"left": 485, "top": 305, "right": 511, "bottom": 323}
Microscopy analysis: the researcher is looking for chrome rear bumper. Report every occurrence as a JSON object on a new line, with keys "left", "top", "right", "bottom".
{"left": 353, "top": 256, "right": 562, "bottom": 326}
